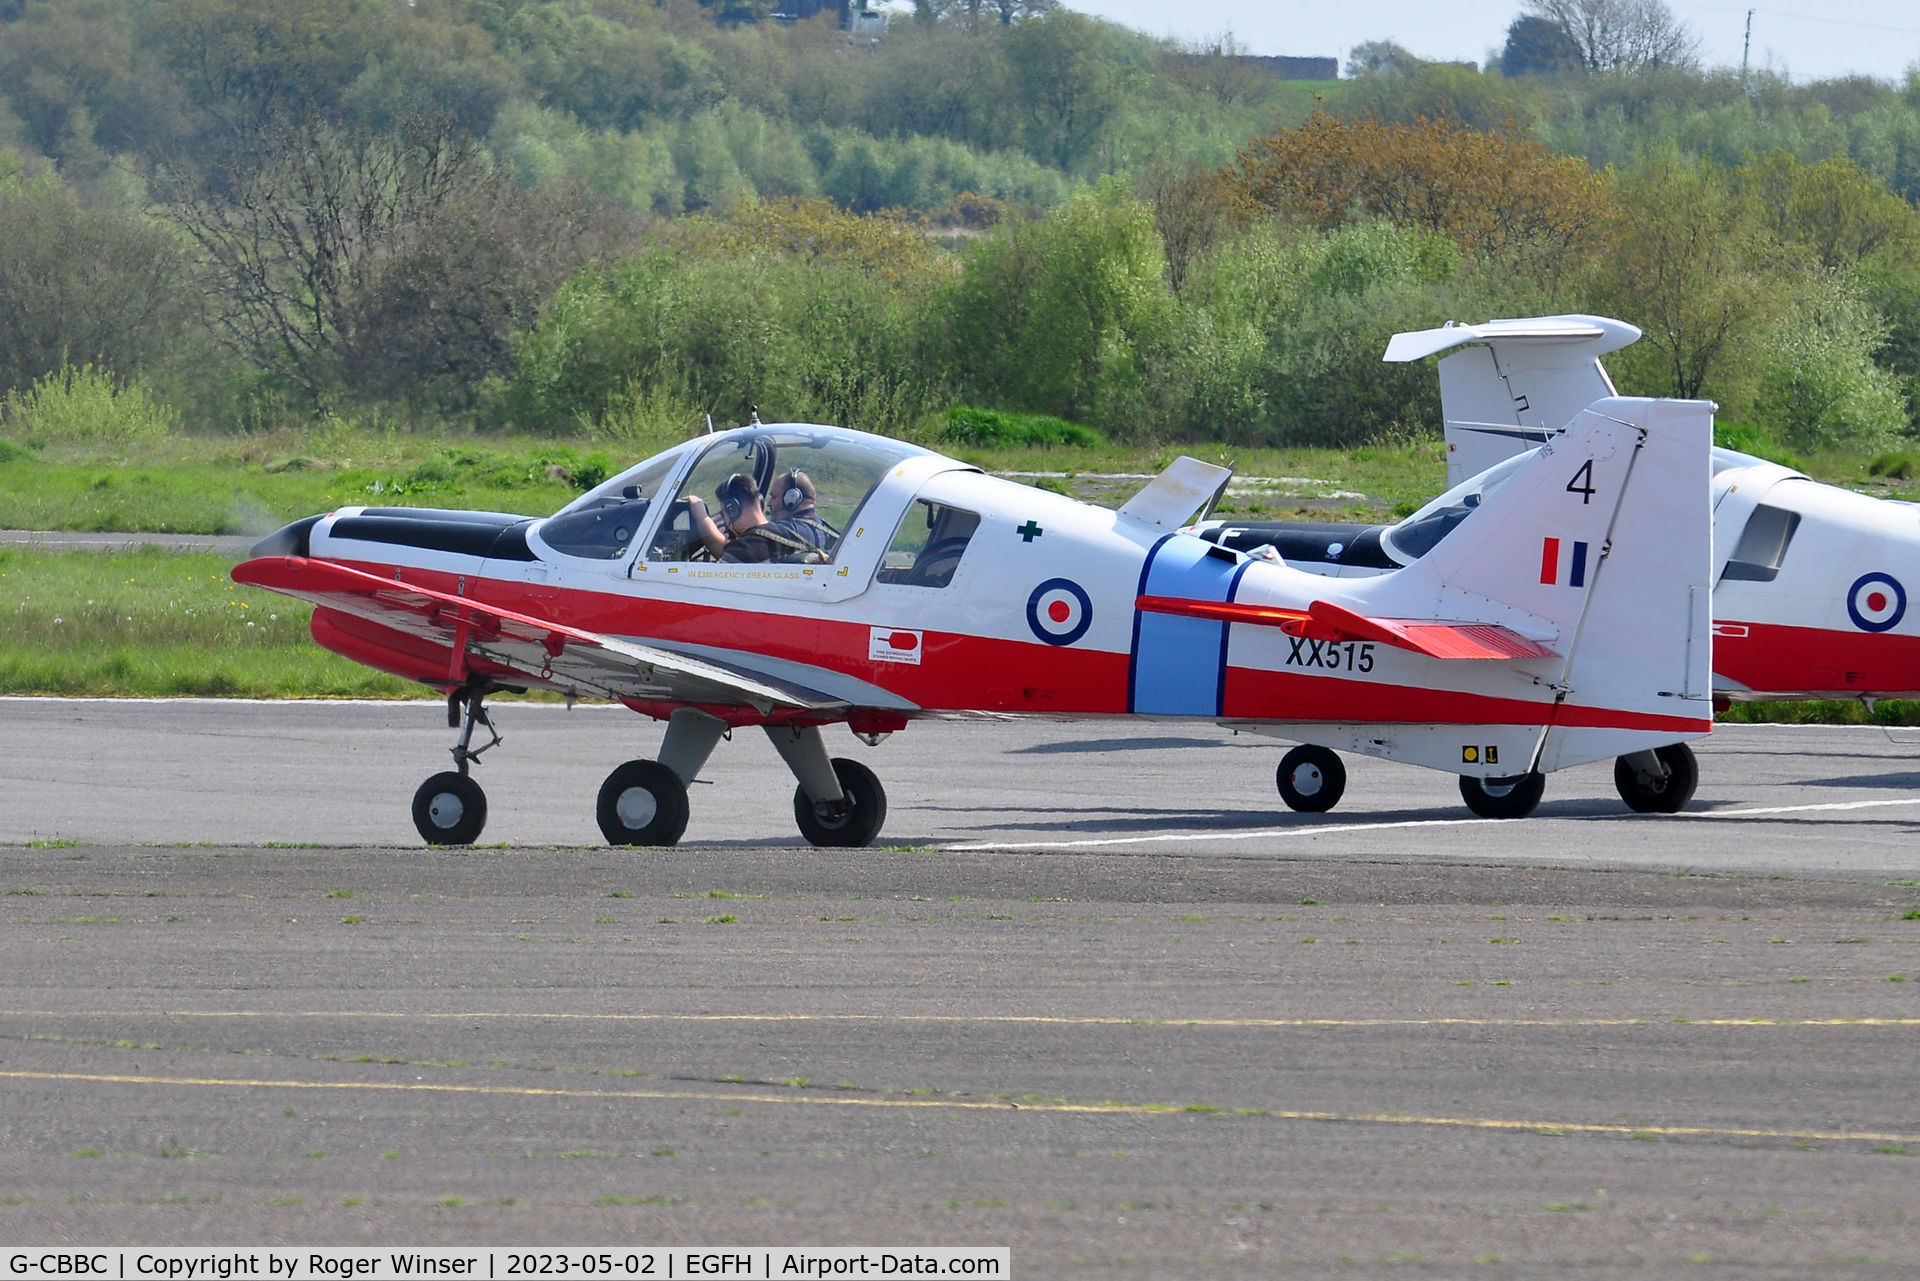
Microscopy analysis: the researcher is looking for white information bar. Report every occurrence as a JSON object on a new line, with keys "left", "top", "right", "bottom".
{"left": 3, "top": 1251, "right": 1010, "bottom": 1281}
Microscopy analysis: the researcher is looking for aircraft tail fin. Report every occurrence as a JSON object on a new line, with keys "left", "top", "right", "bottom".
{"left": 1384, "top": 314, "right": 1641, "bottom": 486}
{"left": 1341, "top": 394, "right": 1714, "bottom": 768}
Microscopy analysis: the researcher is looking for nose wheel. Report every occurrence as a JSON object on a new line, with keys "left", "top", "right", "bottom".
{"left": 412, "top": 771, "right": 488, "bottom": 845}
{"left": 411, "top": 683, "right": 502, "bottom": 845}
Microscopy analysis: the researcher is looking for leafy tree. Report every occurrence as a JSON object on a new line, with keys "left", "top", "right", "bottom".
{"left": 506, "top": 200, "right": 951, "bottom": 434}
{"left": 166, "top": 112, "right": 570, "bottom": 407}
{"left": 1138, "top": 160, "right": 1239, "bottom": 296}
{"left": 1735, "top": 150, "right": 1920, "bottom": 272}
{"left": 1346, "top": 39, "right": 1423, "bottom": 78}
{"left": 1500, "top": 15, "right": 1583, "bottom": 78}
{"left": 1003, "top": 11, "right": 1122, "bottom": 173}
{"left": 1755, "top": 272, "right": 1908, "bottom": 450}
{"left": 1522, "top": 0, "right": 1698, "bottom": 73}
{"left": 145, "top": 0, "right": 399, "bottom": 129}
{"left": 859, "top": 26, "right": 1013, "bottom": 153}
{"left": 1592, "top": 147, "right": 1788, "bottom": 403}
{"left": 504, "top": 5, "right": 721, "bottom": 132}
{"left": 1230, "top": 111, "right": 1610, "bottom": 278}
{"left": 934, "top": 178, "right": 1176, "bottom": 431}
{"left": 0, "top": 157, "right": 197, "bottom": 398}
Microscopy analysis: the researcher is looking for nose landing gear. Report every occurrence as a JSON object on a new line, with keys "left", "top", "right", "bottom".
{"left": 412, "top": 682, "right": 502, "bottom": 846}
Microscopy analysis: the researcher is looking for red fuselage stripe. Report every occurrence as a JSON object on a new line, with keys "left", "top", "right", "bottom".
{"left": 1714, "top": 617, "right": 1920, "bottom": 697}
{"left": 308, "top": 557, "right": 1705, "bottom": 731}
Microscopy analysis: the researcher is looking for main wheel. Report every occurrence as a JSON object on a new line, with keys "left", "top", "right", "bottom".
{"left": 794, "top": 757, "right": 887, "bottom": 848}
{"left": 1276, "top": 745, "right": 1346, "bottom": 813}
{"left": 412, "top": 771, "right": 487, "bottom": 845}
{"left": 597, "top": 759, "right": 690, "bottom": 846}
{"left": 1459, "top": 771, "right": 1546, "bottom": 819}
{"left": 1614, "top": 743, "right": 1699, "bottom": 814}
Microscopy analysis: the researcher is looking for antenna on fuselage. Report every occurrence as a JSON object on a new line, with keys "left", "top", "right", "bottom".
{"left": 749, "top": 405, "right": 762, "bottom": 426}
{"left": 705, "top": 414, "right": 714, "bottom": 434}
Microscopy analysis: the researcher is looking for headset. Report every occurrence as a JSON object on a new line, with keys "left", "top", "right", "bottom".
{"left": 718, "top": 473, "right": 756, "bottom": 526}
{"left": 780, "top": 469, "right": 809, "bottom": 513}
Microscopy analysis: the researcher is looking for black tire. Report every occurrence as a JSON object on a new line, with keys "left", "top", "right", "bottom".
{"left": 412, "top": 771, "right": 487, "bottom": 845}
{"left": 1459, "top": 771, "right": 1547, "bottom": 819}
{"left": 794, "top": 757, "right": 887, "bottom": 848}
{"left": 1276, "top": 745, "right": 1346, "bottom": 813}
{"left": 1613, "top": 743, "right": 1699, "bottom": 814}
{"left": 597, "top": 759, "right": 690, "bottom": 846}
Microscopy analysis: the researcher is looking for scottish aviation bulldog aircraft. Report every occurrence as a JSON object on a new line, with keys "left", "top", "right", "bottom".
{"left": 1201, "top": 313, "right": 1920, "bottom": 811}
{"left": 234, "top": 395, "right": 1713, "bottom": 847}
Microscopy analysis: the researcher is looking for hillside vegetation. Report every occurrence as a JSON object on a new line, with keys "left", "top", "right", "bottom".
{"left": 3, "top": 0, "right": 1920, "bottom": 463}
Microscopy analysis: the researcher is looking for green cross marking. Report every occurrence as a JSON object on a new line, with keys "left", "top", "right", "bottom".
{"left": 1017, "top": 520, "right": 1044, "bottom": 543}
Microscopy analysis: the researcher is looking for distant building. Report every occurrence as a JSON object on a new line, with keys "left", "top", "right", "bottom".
{"left": 769, "top": 0, "right": 889, "bottom": 33}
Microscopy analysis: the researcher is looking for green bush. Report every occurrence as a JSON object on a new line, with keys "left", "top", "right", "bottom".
{"left": 941, "top": 406, "right": 1105, "bottom": 448}
{"left": 1754, "top": 274, "right": 1910, "bottom": 452}
{"left": 0, "top": 364, "right": 179, "bottom": 447}
{"left": 1713, "top": 421, "right": 1807, "bottom": 470}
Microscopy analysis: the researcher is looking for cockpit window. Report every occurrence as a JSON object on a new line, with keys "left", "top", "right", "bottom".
{"left": 539, "top": 450, "right": 685, "bottom": 561}
{"left": 1720, "top": 503, "right": 1800, "bottom": 582}
{"left": 647, "top": 428, "right": 930, "bottom": 564}
{"left": 1382, "top": 449, "right": 1534, "bottom": 563}
{"left": 877, "top": 501, "right": 979, "bottom": 588}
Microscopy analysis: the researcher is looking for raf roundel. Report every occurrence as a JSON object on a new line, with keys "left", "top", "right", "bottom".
{"left": 1847, "top": 571, "right": 1907, "bottom": 633}
{"left": 1026, "top": 577, "right": 1093, "bottom": 646}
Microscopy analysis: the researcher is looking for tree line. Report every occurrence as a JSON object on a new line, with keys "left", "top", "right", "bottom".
{"left": 4, "top": 0, "right": 1920, "bottom": 455}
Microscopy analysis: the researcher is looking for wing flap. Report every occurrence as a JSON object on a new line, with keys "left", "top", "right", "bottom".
{"left": 234, "top": 555, "right": 841, "bottom": 710}
{"left": 1134, "top": 594, "right": 1556, "bottom": 661}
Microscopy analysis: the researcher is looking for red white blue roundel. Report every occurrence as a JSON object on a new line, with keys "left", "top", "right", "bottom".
{"left": 1848, "top": 572, "right": 1906, "bottom": 633}
{"left": 1026, "top": 577, "right": 1093, "bottom": 646}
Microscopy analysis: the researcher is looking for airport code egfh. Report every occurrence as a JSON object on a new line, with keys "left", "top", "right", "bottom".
{"left": 4, "top": 1252, "right": 1010, "bottom": 1281}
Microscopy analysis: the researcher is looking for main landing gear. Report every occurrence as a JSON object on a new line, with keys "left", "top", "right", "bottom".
{"left": 408, "top": 695, "right": 889, "bottom": 849}
{"left": 1612, "top": 743, "right": 1698, "bottom": 813}
{"left": 1270, "top": 740, "right": 1701, "bottom": 821}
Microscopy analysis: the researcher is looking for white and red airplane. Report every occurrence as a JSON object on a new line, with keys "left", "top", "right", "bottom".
{"left": 1200, "top": 313, "right": 1920, "bottom": 811}
{"left": 233, "top": 393, "right": 1714, "bottom": 846}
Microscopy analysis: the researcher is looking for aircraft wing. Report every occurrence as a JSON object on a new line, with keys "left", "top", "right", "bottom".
{"left": 1135, "top": 595, "right": 1556, "bottom": 661}
{"left": 232, "top": 556, "right": 846, "bottom": 713}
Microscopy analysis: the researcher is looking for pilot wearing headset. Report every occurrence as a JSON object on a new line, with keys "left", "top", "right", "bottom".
{"left": 685, "top": 474, "right": 822, "bottom": 563}
{"left": 766, "top": 469, "right": 833, "bottom": 553}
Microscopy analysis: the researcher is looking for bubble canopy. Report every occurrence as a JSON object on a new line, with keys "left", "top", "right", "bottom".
{"left": 535, "top": 425, "right": 939, "bottom": 563}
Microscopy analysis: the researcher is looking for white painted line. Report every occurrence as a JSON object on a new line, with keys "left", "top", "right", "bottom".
{"left": 947, "top": 795, "right": 1920, "bottom": 851}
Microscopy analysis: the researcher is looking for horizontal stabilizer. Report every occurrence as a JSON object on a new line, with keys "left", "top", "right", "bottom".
{"left": 1383, "top": 315, "right": 1640, "bottom": 363}
{"left": 1118, "top": 456, "right": 1234, "bottom": 528}
{"left": 1134, "top": 594, "right": 1556, "bottom": 660}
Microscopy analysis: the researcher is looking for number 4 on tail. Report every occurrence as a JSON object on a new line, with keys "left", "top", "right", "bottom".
{"left": 1567, "top": 459, "right": 1596, "bottom": 504}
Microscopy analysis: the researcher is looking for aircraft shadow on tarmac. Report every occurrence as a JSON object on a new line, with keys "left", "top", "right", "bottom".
{"left": 911, "top": 797, "right": 1638, "bottom": 836}
{"left": 1793, "top": 770, "right": 1920, "bottom": 790}
{"left": 1006, "top": 736, "right": 1242, "bottom": 755}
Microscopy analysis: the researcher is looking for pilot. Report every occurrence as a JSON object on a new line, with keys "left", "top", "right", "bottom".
{"left": 686, "top": 474, "right": 821, "bottom": 563}
{"left": 767, "top": 469, "right": 833, "bottom": 553}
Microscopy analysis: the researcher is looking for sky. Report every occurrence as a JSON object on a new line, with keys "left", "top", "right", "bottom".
{"left": 1054, "top": 1, "right": 1920, "bottom": 84}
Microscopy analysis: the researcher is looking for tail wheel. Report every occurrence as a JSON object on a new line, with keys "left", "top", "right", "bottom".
{"left": 794, "top": 757, "right": 887, "bottom": 848}
{"left": 1614, "top": 743, "right": 1699, "bottom": 814}
{"left": 413, "top": 771, "right": 488, "bottom": 845}
{"left": 597, "top": 759, "right": 690, "bottom": 846}
{"left": 1276, "top": 745, "right": 1346, "bottom": 813}
{"left": 1459, "top": 771, "right": 1546, "bottom": 819}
